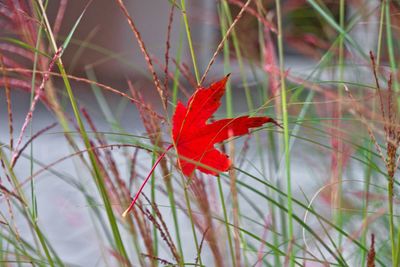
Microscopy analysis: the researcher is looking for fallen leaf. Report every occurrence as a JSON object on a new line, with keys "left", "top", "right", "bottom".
{"left": 172, "top": 74, "right": 279, "bottom": 176}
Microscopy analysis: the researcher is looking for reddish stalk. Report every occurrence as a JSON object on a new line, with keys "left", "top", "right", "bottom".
{"left": 172, "top": 58, "right": 197, "bottom": 88}
{"left": 0, "top": 43, "right": 34, "bottom": 61}
{"left": 11, "top": 47, "right": 63, "bottom": 167}
{"left": 52, "top": 0, "right": 68, "bottom": 38}
{"left": 141, "top": 254, "right": 174, "bottom": 266}
{"left": 122, "top": 144, "right": 173, "bottom": 217}
{"left": 115, "top": 0, "right": 167, "bottom": 111}
{"left": 8, "top": 143, "right": 148, "bottom": 197}
{"left": 11, "top": 122, "right": 57, "bottom": 168}
{"left": 163, "top": 0, "right": 176, "bottom": 108}
{"left": 367, "top": 234, "right": 375, "bottom": 267}
{"left": 0, "top": 55, "right": 14, "bottom": 151}
{"left": 228, "top": 138, "right": 241, "bottom": 266}
{"left": 256, "top": 216, "right": 271, "bottom": 267}
{"left": 189, "top": 176, "right": 223, "bottom": 266}
{"left": 263, "top": 29, "right": 279, "bottom": 98}
{"left": 151, "top": 56, "right": 191, "bottom": 98}
{"left": 0, "top": 78, "right": 34, "bottom": 94}
{"left": 195, "top": 227, "right": 210, "bottom": 266}
{"left": 200, "top": 0, "right": 253, "bottom": 85}
{"left": 142, "top": 194, "right": 178, "bottom": 256}
{"left": 138, "top": 201, "right": 180, "bottom": 263}
{"left": 3, "top": 67, "right": 165, "bottom": 120}
{"left": 227, "top": 0, "right": 276, "bottom": 33}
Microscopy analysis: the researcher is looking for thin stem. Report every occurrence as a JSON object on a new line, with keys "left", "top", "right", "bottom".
{"left": 217, "top": 176, "right": 236, "bottom": 266}
{"left": 165, "top": 178, "right": 185, "bottom": 264}
{"left": 258, "top": 1, "right": 281, "bottom": 264}
{"left": 221, "top": 0, "right": 254, "bottom": 112}
{"left": 275, "top": 0, "right": 294, "bottom": 266}
{"left": 29, "top": 5, "right": 46, "bottom": 222}
{"left": 201, "top": 0, "right": 253, "bottom": 86}
{"left": 36, "top": 0, "right": 131, "bottom": 254}
{"left": 182, "top": 178, "right": 202, "bottom": 266}
{"left": 334, "top": 0, "right": 345, "bottom": 247}
{"left": 388, "top": 175, "right": 395, "bottom": 266}
{"left": 0, "top": 149, "right": 56, "bottom": 267}
{"left": 385, "top": 0, "right": 398, "bottom": 92}
{"left": 172, "top": 18, "right": 185, "bottom": 106}
{"left": 376, "top": 1, "right": 385, "bottom": 66}
{"left": 115, "top": 0, "right": 167, "bottom": 111}
{"left": 218, "top": 4, "right": 232, "bottom": 117}
{"left": 123, "top": 144, "right": 173, "bottom": 217}
{"left": 181, "top": 0, "right": 200, "bottom": 84}
{"left": 361, "top": 140, "right": 373, "bottom": 266}
{"left": 395, "top": 194, "right": 400, "bottom": 266}
{"left": 363, "top": 2, "right": 384, "bottom": 266}
{"left": 384, "top": 2, "right": 398, "bottom": 265}
{"left": 150, "top": 152, "right": 158, "bottom": 266}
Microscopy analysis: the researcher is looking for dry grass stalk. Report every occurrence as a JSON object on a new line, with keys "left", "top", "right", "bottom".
{"left": 163, "top": 0, "right": 176, "bottom": 106}
{"left": 229, "top": 137, "right": 242, "bottom": 266}
{"left": 11, "top": 47, "right": 63, "bottom": 167}
{"left": 88, "top": 139, "right": 121, "bottom": 208}
{"left": 227, "top": 0, "right": 276, "bottom": 33}
{"left": 0, "top": 55, "right": 14, "bottom": 152}
{"left": 171, "top": 58, "right": 197, "bottom": 89}
{"left": 369, "top": 52, "right": 400, "bottom": 204}
{"left": 345, "top": 52, "right": 400, "bottom": 267}
{"left": 0, "top": 78, "right": 33, "bottom": 93}
{"left": 131, "top": 202, "right": 156, "bottom": 267}
{"left": 145, "top": 196, "right": 181, "bottom": 262}
{"left": 129, "top": 79, "right": 174, "bottom": 189}
{"left": 136, "top": 201, "right": 180, "bottom": 265}
{"left": 11, "top": 143, "right": 146, "bottom": 196}
{"left": 255, "top": 216, "right": 271, "bottom": 267}
{"left": 189, "top": 176, "right": 224, "bottom": 266}
{"left": 343, "top": 85, "right": 386, "bottom": 164}
{"left": 263, "top": 28, "right": 280, "bottom": 98}
{"left": 115, "top": 0, "right": 167, "bottom": 111}
{"left": 128, "top": 81, "right": 186, "bottom": 264}
{"left": 11, "top": 123, "right": 57, "bottom": 168}
{"left": 81, "top": 108, "right": 128, "bottom": 200}
{"left": 367, "top": 233, "right": 375, "bottom": 267}
{"left": 236, "top": 134, "right": 251, "bottom": 169}
{"left": 3, "top": 67, "right": 165, "bottom": 120}
{"left": 128, "top": 80, "right": 170, "bottom": 180}
{"left": 129, "top": 147, "right": 140, "bottom": 189}
{"left": 52, "top": 0, "right": 68, "bottom": 39}
{"left": 200, "top": 0, "right": 253, "bottom": 85}
{"left": 195, "top": 227, "right": 210, "bottom": 266}
{"left": 0, "top": 155, "right": 22, "bottom": 242}
{"left": 141, "top": 254, "right": 174, "bottom": 266}
{"left": 7, "top": 0, "right": 73, "bottom": 146}
{"left": 151, "top": 56, "right": 191, "bottom": 98}
{"left": 142, "top": 194, "right": 177, "bottom": 256}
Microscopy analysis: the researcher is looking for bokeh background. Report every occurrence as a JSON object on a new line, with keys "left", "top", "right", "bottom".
{"left": 1, "top": 0, "right": 397, "bottom": 266}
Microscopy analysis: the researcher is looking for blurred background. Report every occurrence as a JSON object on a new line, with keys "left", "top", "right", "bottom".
{"left": 0, "top": 0, "right": 397, "bottom": 266}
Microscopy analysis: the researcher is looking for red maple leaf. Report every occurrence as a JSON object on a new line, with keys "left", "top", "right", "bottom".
{"left": 122, "top": 75, "right": 279, "bottom": 216}
{"left": 172, "top": 74, "right": 279, "bottom": 176}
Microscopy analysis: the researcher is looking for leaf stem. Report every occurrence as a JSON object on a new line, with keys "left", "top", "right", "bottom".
{"left": 122, "top": 144, "right": 173, "bottom": 217}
